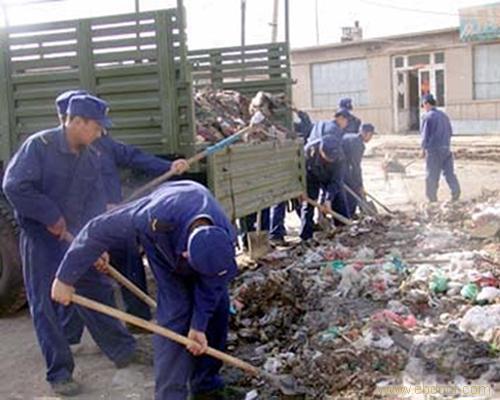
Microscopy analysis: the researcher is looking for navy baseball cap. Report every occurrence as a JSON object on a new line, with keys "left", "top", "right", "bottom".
{"left": 338, "top": 98, "right": 353, "bottom": 110}
{"left": 320, "top": 134, "right": 341, "bottom": 161}
{"left": 334, "top": 108, "right": 351, "bottom": 119}
{"left": 187, "top": 226, "right": 238, "bottom": 280}
{"left": 421, "top": 93, "right": 436, "bottom": 105}
{"left": 67, "top": 94, "right": 112, "bottom": 129}
{"left": 55, "top": 89, "right": 89, "bottom": 116}
{"left": 361, "top": 123, "right": 376, "bottom": 134}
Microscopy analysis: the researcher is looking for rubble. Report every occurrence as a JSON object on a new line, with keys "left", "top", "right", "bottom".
{"left": 194, "top": 88, "right": 291, "bottom": 144}
{"left": 228, "top": 193, "right": 500, "bottom": 398}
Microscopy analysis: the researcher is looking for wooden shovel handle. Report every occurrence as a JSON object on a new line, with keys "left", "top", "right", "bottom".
{"left": 106, "top": 264, "right": 157, "bottom": 309}
{"left": 62, "top": 232, "right": 157, "bottom": 309}
{"left": 71, "top": 294, "right": 260, "bottom": 376}
{"left": 305, "top": 197, "right": 352, "bottom": 226}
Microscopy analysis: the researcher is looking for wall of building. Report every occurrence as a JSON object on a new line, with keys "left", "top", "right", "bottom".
{"left": 291, "top": 43, "right": 394, "bottom": 133}
{"left": 445, "top": 45, "right": 500, "bottom": 134}
{"left": 291, "top": 28, "right": 500, "bottom": 135}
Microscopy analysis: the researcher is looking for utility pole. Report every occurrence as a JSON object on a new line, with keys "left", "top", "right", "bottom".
{"left": 241, "top": 0, "right": 246, "bottom": 49}
{"left": 1, "top": 4, "right": 9, "bottom": 27}
{"left": 271, "top": 0, "right": 279, "bottom": 42}
{"left": 315, "top": 0, "right": 320, "bottom": 45}
{"left": 241, "top": 0, "right": 246, "bottom": 81}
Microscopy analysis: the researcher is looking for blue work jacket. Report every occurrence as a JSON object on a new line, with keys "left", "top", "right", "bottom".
{"left": 56, "top": 180, "right": 237, "bottom": 332}
{"left": 342, "top": 133, "right": 365, "bottom": 189}
{"left": 93, "top": 135, "right": 172, "bottom": 204}
{"left": 421, "top": 108, "right": 453, "bottom": 150}
{"left": 3, "top": 127, "right": 106, "bottom": 235}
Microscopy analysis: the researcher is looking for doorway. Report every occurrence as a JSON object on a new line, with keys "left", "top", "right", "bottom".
{"left": 393, "top": 52, "right": 446, "bottom": 133}
{"left": 409, "top": 71, "right": 419, "bottom": 131}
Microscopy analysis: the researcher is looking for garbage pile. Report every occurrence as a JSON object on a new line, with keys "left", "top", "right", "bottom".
{"left": 229, "top": 195, "right": 500, "bottom": 399}
{"left": 194, "top": 89, "right": 290, "bottom": 144}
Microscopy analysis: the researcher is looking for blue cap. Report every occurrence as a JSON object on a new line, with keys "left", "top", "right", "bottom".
{"left": 421, "top": 93, "right": 436, "bottom": 105}
{"left": 334, "top": 108, "right": 351, "bottom": 119}
{"left": 67, "top": 94, "right": 112, "bottom": 129}
{"left": 361, "top": 123, "right": 376, "bottom": 134}
{"left": 338, "top": 98, "right": 353, "bottom": 110}
{"left": 187, "top": 226, "right": 238, "bottom": 279}
{"left": 55, "top": 89, "right": 89, "bottom": 115}
{"left": 320, "top": 134, "right": 341, "bottom": 161}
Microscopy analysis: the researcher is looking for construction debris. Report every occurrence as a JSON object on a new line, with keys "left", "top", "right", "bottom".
{"left": 228, "top": 193, "right": 500, "bottom": 398}
{"left": 194, "top": 89, "right": 290, "bottom": 144}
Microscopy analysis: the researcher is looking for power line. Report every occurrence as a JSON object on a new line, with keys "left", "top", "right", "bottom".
{"left": 359, "top": 0, "right": 458, "bottom": 17}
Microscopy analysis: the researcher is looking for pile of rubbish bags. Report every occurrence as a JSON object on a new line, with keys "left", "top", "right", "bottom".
{"left": 194, "top": 88, "right": 290, "bottom": 144}
{"left": 228, "top": 193, "right": 500, "bottom": 398}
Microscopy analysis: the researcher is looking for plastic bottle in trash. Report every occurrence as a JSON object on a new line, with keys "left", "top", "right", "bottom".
{"left": 460, "top": 283, "right": 479, "bottom": 301}
{"left": 429, "top": 274, "right": 449, "bottom": 294}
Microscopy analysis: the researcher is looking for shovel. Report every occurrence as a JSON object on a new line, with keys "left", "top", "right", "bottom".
{"left": 71, "top": 294, "right": 302, "bottom": 396}
{"left": 304, "top": 197, "right": 353, "bottom": 226}
{"left": 126, "top": 112, "right": 267, "bottom": 202}
{"left": 247, "top": 210, "right": 270, "bottom": 260}
{"left": 364, "top": 191, "right": 394, "bottom": 214}
{"left": 62, "top": 232, "right": 157, "bottom": 310}
{"left": 343, "top": 184, "right": 377, "bottom": 216}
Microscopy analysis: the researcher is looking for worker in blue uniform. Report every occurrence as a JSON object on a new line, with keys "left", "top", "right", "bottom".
{"left": 342, "top": 123, "right": 376, "bottom": 216}
{"left": 338, "top": 97, "right": 362, "bottom": 133}
{"left": 270, "top": 109, "right": 315, "bottom": 242}
{"left": 306, "top": 109, "right": 351, "bottom": 222}
{"left": 55, "top": 90, "right": 188, "bottom": 328}
{"left": 293, "top": 108, "right": 314, "bottom": 144}
{"left": 52, "top": 180, "right": 238, "bottom": 400}
{"left": 421, "top": 93, "right": 461, "bottom": 202}
{"left": 308, "top": 108, "right": 349, "bottom": 143}
{"left": 300, "top": 134, "right": 349, "bottom": 241}
{"left": 3, "top": 95, "right": 142, "bottom": 397}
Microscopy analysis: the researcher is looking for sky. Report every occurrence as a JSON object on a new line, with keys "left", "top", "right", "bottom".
{"left": 0, "top": 0, "right": 496, "bottom": 49}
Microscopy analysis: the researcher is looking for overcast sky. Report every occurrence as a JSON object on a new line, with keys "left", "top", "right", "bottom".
{"left": 0, "top": 0, "right": 495, "bottom": 49}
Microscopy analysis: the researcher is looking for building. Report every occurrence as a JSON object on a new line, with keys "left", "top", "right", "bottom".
{"left": 291, "top": 16, "right": 500, "bottom": 134}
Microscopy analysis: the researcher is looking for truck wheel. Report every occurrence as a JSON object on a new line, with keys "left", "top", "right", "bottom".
{"left": 0, "top": 199, "right": 25, "bottom": 316}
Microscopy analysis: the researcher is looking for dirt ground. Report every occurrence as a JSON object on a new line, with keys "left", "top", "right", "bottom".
{"left": 1, "top": 135, "right": 500, "bottom": 400}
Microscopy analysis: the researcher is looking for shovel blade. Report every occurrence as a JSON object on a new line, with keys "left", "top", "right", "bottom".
{"left": 247, "top": 231, "right": 269, "bottom": 260}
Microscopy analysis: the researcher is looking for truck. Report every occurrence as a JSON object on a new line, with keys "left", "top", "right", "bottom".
{"left": 0, "top": 5, "right": 305, "bottom": 316}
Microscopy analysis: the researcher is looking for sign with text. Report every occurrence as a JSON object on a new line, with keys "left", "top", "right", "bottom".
{"left": 460, "top": 3, "right": 500, "bottom": 41}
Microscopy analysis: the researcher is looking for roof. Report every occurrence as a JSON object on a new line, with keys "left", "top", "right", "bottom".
{"left": 291, "top": 27, "right": 459, "bottom": 53}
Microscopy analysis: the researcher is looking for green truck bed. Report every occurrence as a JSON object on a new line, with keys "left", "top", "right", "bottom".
{"left": 0, "top": 8, "right": 305, "bottom": 219}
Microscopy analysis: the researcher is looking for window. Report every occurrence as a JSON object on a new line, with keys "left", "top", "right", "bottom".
{"left": 434, "top": 52, "right": 445, "bottom": 64}
{"left": 408, "top": 54, "right": 430, "bottom": 66}
{"left": 474, "top": 43, "right": 500, "bottom": 100}
{"left": 435, "top": 69, "right": 445, "bottom": 106}
{"left": 397, "top": 72, "right": 405, "bottom": 110}
{"left": 311, "top": 58, "right": 368, "bottom": 108}
{"left": 395, "top": 56, "right": 404, "bottom": 68}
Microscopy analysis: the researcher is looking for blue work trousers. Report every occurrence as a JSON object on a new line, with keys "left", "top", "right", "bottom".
{"left": 425, "top": 148, "right": 461, "bottom": 202}
{"left": 20, "top": 229, "right": 136, "bottom": 384}
{"left": 269, "top": 202, "right": 287, "bottom": 240}
{"left": 149, "top": 265, "right": 228, "bottom": 399}
{"left": 300, "top": 175, "right": 321, "bottom": 241}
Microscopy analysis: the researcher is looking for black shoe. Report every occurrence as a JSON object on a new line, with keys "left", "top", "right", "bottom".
{"left": 451, "top": 193, "right": 460, "bottom": 202}
{"left": 50, "top": 378, "right": 82, "bottom": 397}
{"left": 115, "top": 346, "right": 153, "bottom": 368}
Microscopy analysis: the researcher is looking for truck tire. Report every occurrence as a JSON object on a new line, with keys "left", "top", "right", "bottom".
{"left": 0, "top": 198, "right": 25, "bottom": 316}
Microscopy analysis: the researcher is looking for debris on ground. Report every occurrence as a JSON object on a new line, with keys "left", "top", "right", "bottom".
{"left": 228, "top": 193, "right": 500, "bottom": 399}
